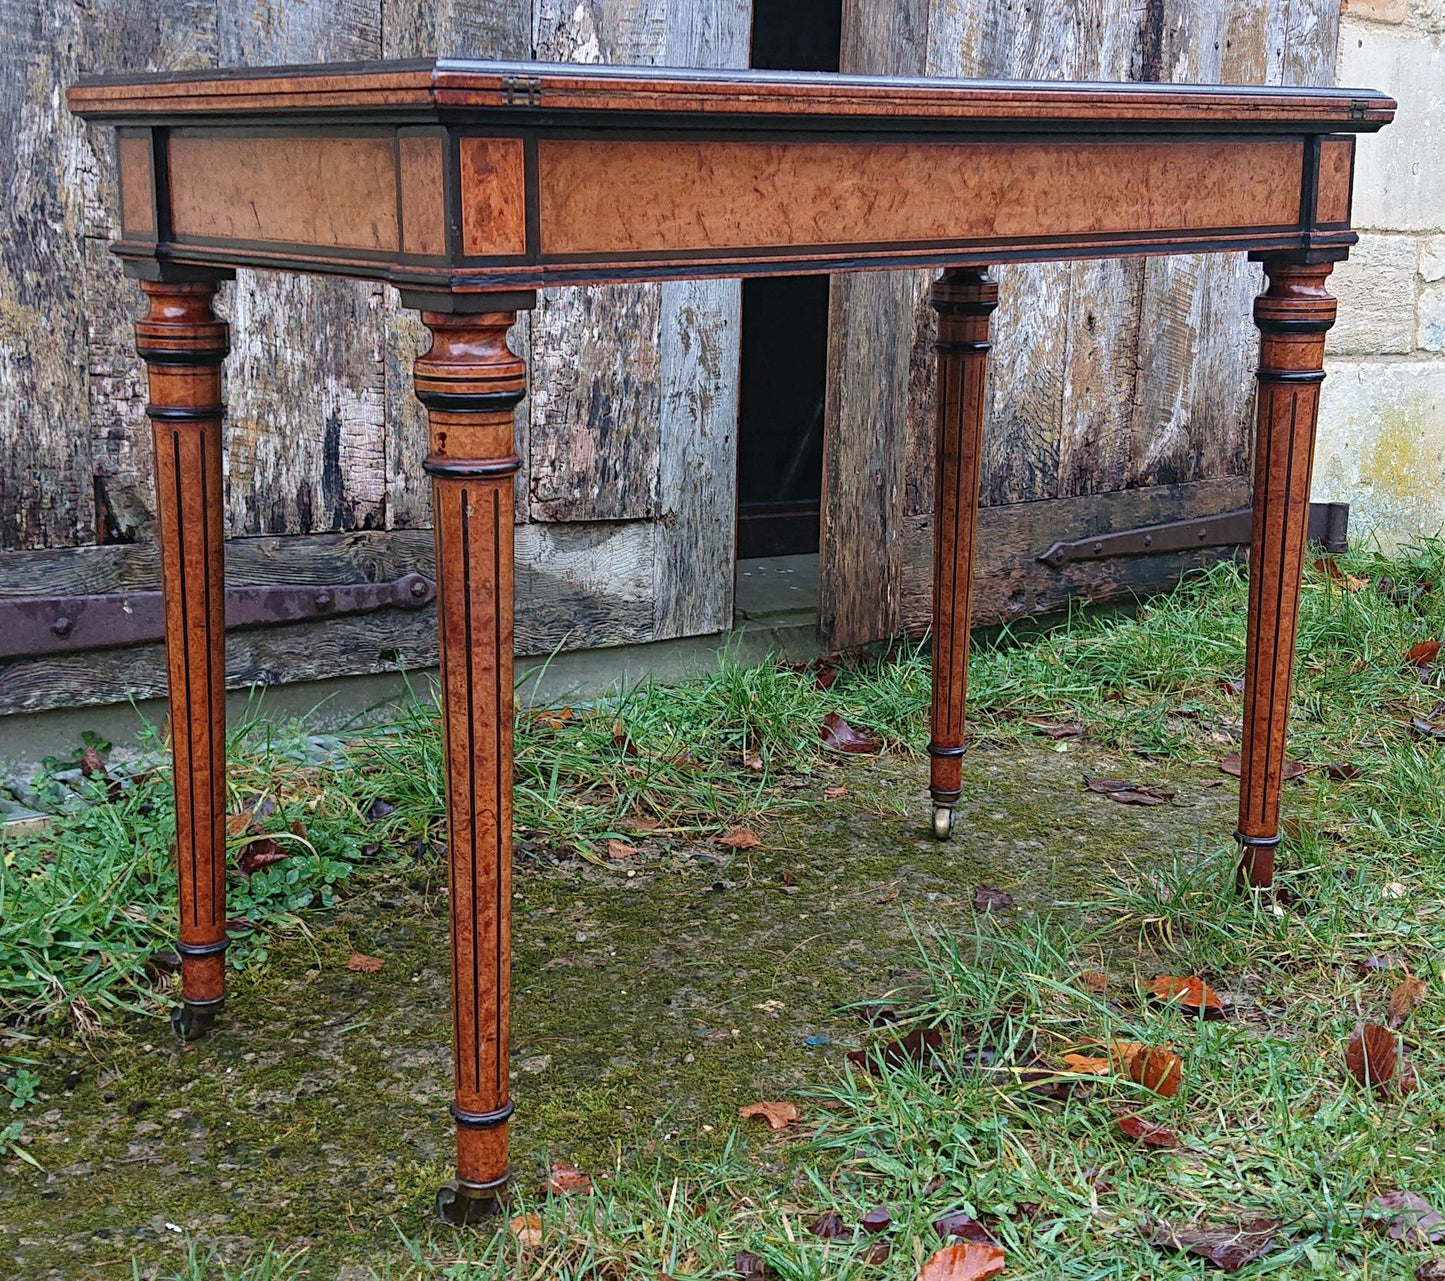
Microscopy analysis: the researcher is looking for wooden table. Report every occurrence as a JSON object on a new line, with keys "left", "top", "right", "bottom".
{"left": 68, "top": 60, "right": 1393, "bottom": 1222}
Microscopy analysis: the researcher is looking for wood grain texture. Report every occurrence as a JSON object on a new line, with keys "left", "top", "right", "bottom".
{"left": 1316, "top": 137, "right": 1354, "bottom": 224}
{"left": 459, "top": 137, "right": 527, "bottom": 258}
{"left": 137, "top": 278, "right": 231, "bottom": 1008}
{"left": 1236, "top": 260, "right": 1335, "bottom": 888}
{"left": 415, "top": 308, "right": 524, "bottom": 1193}
{"left": 819, "top": 0, "right": 931, "bottom": 651}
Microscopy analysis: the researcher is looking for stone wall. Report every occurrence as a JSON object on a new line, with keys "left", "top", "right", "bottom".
{"left": 1316, "top": 0, "right": 1445, "bottom": 547}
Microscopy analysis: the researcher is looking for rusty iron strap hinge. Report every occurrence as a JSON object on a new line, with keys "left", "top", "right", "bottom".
{"left": 1036, "top": 501, "right": 1348, "bottom": 570}
{"left": 0, "top": 573, "right": 436, "bottom": 661}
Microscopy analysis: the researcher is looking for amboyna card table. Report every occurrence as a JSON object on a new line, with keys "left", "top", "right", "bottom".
{"left": 66, "top": 59, "right": 1394, "bottom": 1222}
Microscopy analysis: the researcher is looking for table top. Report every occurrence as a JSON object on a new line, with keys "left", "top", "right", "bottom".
{"left": 69, "top": 59, "right": 1395, "bottom": 132}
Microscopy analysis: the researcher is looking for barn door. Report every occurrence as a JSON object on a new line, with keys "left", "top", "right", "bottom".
{"left": 819, "top": 0, "right": 1341, "bottom": 649}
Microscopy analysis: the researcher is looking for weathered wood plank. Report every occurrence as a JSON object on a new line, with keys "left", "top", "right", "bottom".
{"left": 899, "top": 476, "right": 1253, "bottom": 633}
{"left": 527, "top": 0, "right": 667, "bottom": 525}
{"left": 381, "top": 0, "right": 531, "bottom": 532}
{"left": 0, "top": 520, "right": 660, "bottom": 714}
{"left": 216, "top": 3, "right": 387, "bottom": 537}
{"left": 652, "top": 0, "right": 749, "bottom": 640}
{"left": 1, "top": 0, "right": 100, "bottom": 550}
{"left": 818, "top": 0, "right": 932, "bottom": 649}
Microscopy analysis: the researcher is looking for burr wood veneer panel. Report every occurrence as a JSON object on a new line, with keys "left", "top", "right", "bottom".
{"left": 1315, "top": 137, "right": 1354, "bottom": 225}
{"left": 117, "top": 132, "right": 154, "bottom": 237}
{"left": 167, "top": 133, "right": 400, "bottom": 251}
{"left": 535, "top": 138, "right": 1305, "bottom": 256}
{"left": 459, "top": 137, "right": 527, "bottom": 258}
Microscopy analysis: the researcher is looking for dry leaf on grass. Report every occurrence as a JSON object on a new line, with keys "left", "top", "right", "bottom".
{"left": 973, "top": 885, "right": 1014, "bottom": 912}
{"left": 606, "top": 840, "right": 639, "bottom": 861}
{"left": 1346, "top": 1022, "right": 1405, "bottom": 1095}
{"left": 1077, "top": 970, "right": 1109, "bottom": 995}
{"left": 1129, "top": 1046, "right": 1183, "bottom": 1098}
{"left": 933, "top": 1211, "right": 1000, "bottom": 1245}
{"left": 824, "top": 786, "right": 849, "bottom": 799}
{"left": 916, "top": 1241, "right": 1007, "bottom": 1281}
{"left": 1084, "top": 777, "right": 1175, "bottom": 806}
{"left": 345, "top": 953, "right": 384, "bottom": 974}
{"left": 734, "top": 1251, "right": 769, "bottom": 1280}
{"left": 820, "top": 712, "right": 882, "bottom": 753}
{"left": 1061, "top": 1053, "right": 1111, "bottom": 1075}
{"left": 1219, "top": 753, "right": 1306, "bottom": 781}
{"left": 235, "top": 836, "right": 289, "bottom": 876}
{"left": 509, "top": 1213, "right": 543, "bottom": 1247}
{"left": 1149, "top": 1218, "right": 1281, "bottom": 1272}
{"left": 1148, "top": 975, "right": 1225, "bottom": 1020}
{"left": 861, "top": 1206, "right": 892, "bottom": 1233}
{"left": 809, "top": 1210, "right": 849, "bottom": 1239}
{"left": 1367, "top": 1192, "right": 1445, "bottom": 1245}
{"left": 1114, "top": 1112, "right": 1179, "bottom": 1149}
{"left": 1388, "top": 976, "right": 1429, "bottom": 1029}
{"left": 1315, "top": 557, "right": 1370, "bottom": 591}
{"left": 738, "top": 1100, "right": 799, "bottom": 1130}
{"left": 1027, "top": 719, "right": 1083, "bottom": 739}
{"left": 717, "top": 827, "right": 762, "bottom": 849}
{"left": 1406, "top": 641, "right": 1442, "bottom": 672}
{"left": 848, "top": 1026, "right": 944, "bottom": 1075}
{"left": 545, "top": 1162, "right": 592, "bottom": 1196}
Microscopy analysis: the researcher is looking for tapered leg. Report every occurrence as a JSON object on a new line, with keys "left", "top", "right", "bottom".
{"left": 1237, "top": 259, "right": 1337, "bottom": 888}
{"left": 136, "top": 277, "right": 232, "bottom": 1038}
{"left": 928, "top": 268, "right": 999, "bottom": 840}
{"left": 410, "top": 302, "right": 529, "bottom": 1225}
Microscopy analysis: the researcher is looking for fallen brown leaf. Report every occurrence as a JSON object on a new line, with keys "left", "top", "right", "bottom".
{"left": 1084, "top": 776, "right": 1175, "bottom": 806}
{"left": 916, "top": 1241, "right": 1006, "bottom": 1281}
{"left": 1389, "top": 976, "right": 1429, "bottom": 1029}
{"left": 1148, "top": 975, "right": 1224, "bottom": 1020}
{"left": 1129, "top": 1046, "right": 1183, "bottom": 1098}
{"left": 1078, "top": 970, "right": 1109, "bottom": 996}
{"left": 973, "top": 885, "right": 1014, "bottom": 912}
{"left": 606, "top": 839, "right": 639, "bottom": 861}
{"left": 1315, "top": 557, "right": 1370, "bottom": 591}
{"left": 1061, "top": 1053, "right": 1111, "bottom": 1075}
{"left": 346, "top": 953, "right": 384, "bottom": 974}
{"left": 861, "top": 1206, "right": 892, "bottom": 1233}
{"left": 235, "top": 835, "right": 289, "bottom": 876}
{"left": 1346, "top": 1022, "right": 1399, "bottom": 1095}
{"left": 932, "top": 1211, "right": 999, "bottom": 1245}
{"left": 738, "top": 1100, "right": 799, "bottom": 1130}
{"left": 1410, "top": 710, "right": 1445, "bottom": 741}
{"left": 824, "top": 786, "right": 849, "bottom": 799}
{"left": 1417, "top": 1260, "right": 1445, "bottom": 1280}
{"left": 848, "top": 1027, "right": 944, "bottom": 1075}
{"left": 1027, "top": 719, "right": 1083, "bottom": 739}
{"left": 734, "top": 1252, "right": 768, "bottom": 1280}
{"left": 1114, "top": 1112, "right": 1179, "bottom": 1149}
{"left": 545, "top": 1161, "right": 592, "bottom": 1196}
{"left": 509, "top": 1213, "right": 543, "bottom": 1247}
{"left": 820, "top": 712, "right": 881, "bottom": 753}
{"left": 718, "top": 827, "right": 762, "bottom": 849}
{"left": 1108, "top": 1041, "right": 1146, "bottom": 1073}
{"left": 1219, "top": 753, "right": 1306, "bottom": 781}
{"left": 1326, "top": 761, "right": 1362, "bottom": 781}
{"left": 809, "top": 1210, "right": 849, "bottom": 1239}
{"left": 1149, "top": 1218, "right": 1281, "bottom": 1272}
{"left": 1367, "top": 1192, "right": 1445, "bottom": 1245}
{"left": 1406, "top": 640, "right": 1442, "bottom": 671}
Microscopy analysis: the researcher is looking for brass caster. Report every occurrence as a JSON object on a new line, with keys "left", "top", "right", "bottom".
{"left": 436, "top": 1181, "right": 506, "bottom": 1227}
{"left": 931, "top": 805, "right": 954, "bottom": 841}
{"left": 170, "top": 1001, "right": 220, "bottom": 1042}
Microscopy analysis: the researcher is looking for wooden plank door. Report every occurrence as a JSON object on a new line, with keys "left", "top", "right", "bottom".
{"left": 819, "top": 0, "right": 1341, "bottom": 650}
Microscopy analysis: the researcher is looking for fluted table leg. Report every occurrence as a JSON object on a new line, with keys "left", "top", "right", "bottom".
{"left": 136, "top": 273, "right": 233, "bottom": 1040}
{"left": 927, "top": 268, "right": 998, "bottom": 841}
{"left": 406, "top": 296, "right": 532, "bottom": 1224}
{"left": 1237, "top": 258, "right": 1337, "bottom": 888}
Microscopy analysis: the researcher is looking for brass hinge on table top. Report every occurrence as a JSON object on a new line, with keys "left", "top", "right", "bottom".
{"left": 0, "top": 573, "right": 436, "bottom": 661}
{"left": 1036, "top": 502, "right": 1348, "bottom": 570}
{"left": 500, "top": 74, "right": 542, "bottom": 106}
{"left": 1349, "top": 99, "right": 1370, "bottom": 120}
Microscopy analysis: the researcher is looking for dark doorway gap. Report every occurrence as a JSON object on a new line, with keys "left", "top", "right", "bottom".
{"left": 735, "top": 0, "right": 842, "bottom": 560}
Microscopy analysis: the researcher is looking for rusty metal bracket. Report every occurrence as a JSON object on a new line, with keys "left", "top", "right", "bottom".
{"left": 0, "top": 573, "right": 436, "bottom": 661}
{"left": 1036, "top": 501, "right": 1348, "bottom": 569}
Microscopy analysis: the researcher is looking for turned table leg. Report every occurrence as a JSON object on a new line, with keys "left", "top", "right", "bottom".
{"left": 408, "top": 298, "right": 531, "bottom": 1224}
{"left": 1237, "top": 258, "right": 1337, "bottom": 888}
{"left": 928, "top": 268, "right": 999, "bottom": 841}
{"left": 135, "top": 274, "right": 233, "bottom": 1039}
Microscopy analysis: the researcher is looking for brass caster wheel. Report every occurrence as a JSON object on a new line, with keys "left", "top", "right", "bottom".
{"left": 931, "top": 805, "right": 954, "bottom": 841}
{"left": 436, "top": 1181, "right": 505, "bottom": 1227}
{"left": 169, "top": 1001, "right": 219, "bottom": 1042}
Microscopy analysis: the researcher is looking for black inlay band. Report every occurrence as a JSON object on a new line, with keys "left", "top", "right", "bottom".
{"left": 146, "top": 404, "right": 226, "bottom": 421}
{"left": 1255, "top": 368, "right": 1326, "bottom": 384}
{"left": 1235, "top": 831, "right": 1283, "bottom": 849}
{"left": 1252, "top": 317, "right": 1335, "bottom": 336}
{"left": 415, "top": 388, "right": 526, "bottom": 414}
{"left": 136, "top": 346, "right": 229, "bottom": 367}
{"left": 934, "top": 339, "right": 994, "bottom": 354}
{"left": 927, "top": 743, "right": 968, "bottom": 759}
{"left": 930, "top": 789, "right": 962, "bottom": 805}
{"left": 176, "top": 935, "right": 231, "bottom": 958}
{"left": 424, "top": 454, "right": 522, "bottom": 479}
{"left": 181, "top": 994, "right": 226, "bottom": 1010}
{"left": 451, "top": 1100, "right": 515, "bottom": 1130}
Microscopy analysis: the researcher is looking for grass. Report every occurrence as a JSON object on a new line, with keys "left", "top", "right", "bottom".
{"left": 5, "top": 538, "right": 1445, "bottom": 1277}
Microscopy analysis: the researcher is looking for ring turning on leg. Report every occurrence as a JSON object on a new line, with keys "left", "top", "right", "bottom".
{"left": 1236, "top": 258, "right": 1337, "bottom": 889}
{"left": 927, "top": 268, "right": 998, "bottom": 841}
{"left": 136, "top": 275, "right": 233, "bottom": 1035}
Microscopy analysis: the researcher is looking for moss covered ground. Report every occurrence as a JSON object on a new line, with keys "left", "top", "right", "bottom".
{"left": 3, "top": 546, "right": 1445, "bottom": 1279}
